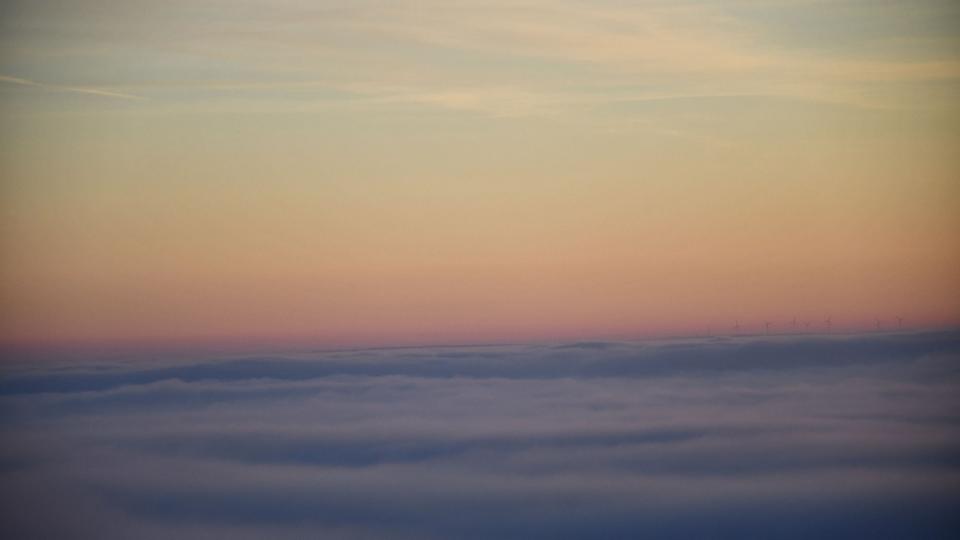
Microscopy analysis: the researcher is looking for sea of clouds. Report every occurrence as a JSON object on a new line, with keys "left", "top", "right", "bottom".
{"left": 2, "top": 331, "right": 959, "bottom": 539}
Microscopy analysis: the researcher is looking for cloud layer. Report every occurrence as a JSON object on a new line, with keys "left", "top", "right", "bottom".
{"left": 3, "top": 0, "right": 958, "bottom": 114}
{"left": 2, "top": 331, "right": 959, "bottom": 538}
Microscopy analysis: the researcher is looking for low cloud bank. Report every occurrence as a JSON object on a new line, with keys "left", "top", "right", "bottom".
{"left": 2, "top": 331, "right": 959, "bottom": 539}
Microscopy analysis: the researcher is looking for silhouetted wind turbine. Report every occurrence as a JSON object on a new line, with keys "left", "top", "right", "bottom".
{"left": 734, "top": 321, "right": 741, "bottom": 335}
{"left": 764, "top": 321, "right": 771, "bottom": 335}
{"left": 792, "top": 316, "right": 798, "bottom": 331}
{"left": 896, "top": 316, "right": 903, "bottom": 330}
{"left": 875, "top": 319, "right": 882, "bottom": 332}
{"left": 825, "top": 316, "right": 832, "bottom": 332}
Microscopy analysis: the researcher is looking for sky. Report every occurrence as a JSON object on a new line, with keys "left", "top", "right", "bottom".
{"left": 1, "top": 0, "right": 959, "bottom": 347}
{"left": 1, "top": 331, "right": 959, "bottom": 538}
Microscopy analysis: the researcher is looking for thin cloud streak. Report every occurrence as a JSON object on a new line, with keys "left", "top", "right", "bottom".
{"left": 0, "top": 75, "right": 147, "bottom": 101}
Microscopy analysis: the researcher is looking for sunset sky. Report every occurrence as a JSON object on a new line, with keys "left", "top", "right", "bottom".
{"left": 1, "top": 0, "right": 958, "bottom": 347}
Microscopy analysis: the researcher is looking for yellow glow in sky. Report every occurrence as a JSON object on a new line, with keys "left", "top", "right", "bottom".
{"left": 1, "top": 0, "right": 958, "bottom": 347}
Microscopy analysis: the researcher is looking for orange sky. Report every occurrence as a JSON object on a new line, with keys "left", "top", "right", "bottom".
{"left": 1, "top": 0, "right": 959, "bottom": 348}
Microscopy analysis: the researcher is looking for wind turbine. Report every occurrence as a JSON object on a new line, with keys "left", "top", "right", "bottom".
{"left": 896, "top": 316, "right": 903, "bottom": 330}
{"left": 791, "top": 316, "right": 798, "bottom": 331}
{"left": 734, "top": 321, "right": 741, "bottom": 335}
{"left": 825, "top": 316, "right": 832, "bottom": 332}
{"left": 875, "top": 319, "right": 882, "bottom": 332}
{"left": 764, "top": 321, "right": 771, "bottom": 335}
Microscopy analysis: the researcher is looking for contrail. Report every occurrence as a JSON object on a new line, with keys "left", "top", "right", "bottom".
{"left": 0, "top": 75, "right": 146, "bottom": 101}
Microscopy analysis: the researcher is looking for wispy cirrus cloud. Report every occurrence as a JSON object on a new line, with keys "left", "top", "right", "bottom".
{"left": 2, "top": 0, "right": 956, "bottom": 116}
{"left": 0, "top": 75, "right": 147, "bottom": 101}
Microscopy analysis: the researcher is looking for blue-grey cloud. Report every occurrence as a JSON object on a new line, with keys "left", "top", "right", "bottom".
{"left": 1, "top": 331, "right": 959, "bottom": 539}
{"left": 3, "top": 331, "right": 958, "bottom": 395}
